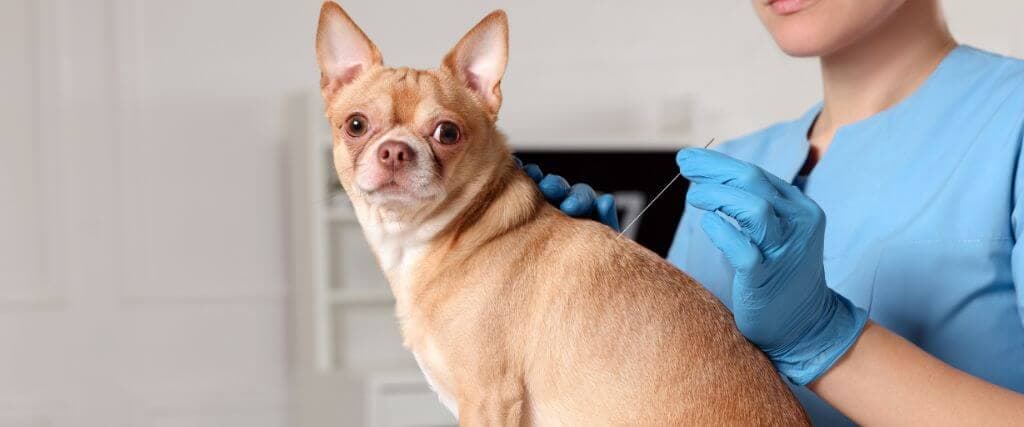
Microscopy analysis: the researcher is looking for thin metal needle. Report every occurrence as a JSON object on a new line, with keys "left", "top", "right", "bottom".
{"left": 616, "top": 137, "right": 715, "bottom": 239}
{"left": 616, "top": 174, "right": 682, "bottom": 239}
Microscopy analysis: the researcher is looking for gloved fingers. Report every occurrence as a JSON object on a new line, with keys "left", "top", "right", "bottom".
{"left": 538, "top": 174, "right": 571, "bottom": 204}
{"left": 516, "top": 162, "right": 619, "bottom": 228}
{"left": 560, "top": 183, "right": 597, "bottom": 217}
{"left": 763, "top": 172, "right": 822, "bottom": 213}
{"left": 700, "top": 211, "right": 764, "bottom": 274}
{"left": 762, "top": 170, "right": 808, "bottom": 203}
{"left": 594, "top": 193, "right": 620, "bottom": 231}
{"left": 676, "top": 148, "right": 781, "bottom": 199}
{"left": 686, "top": 183, "right": 783, "bottom": 247}
{"left": 761, "top": 172, "right": 826, "bottom": 230}
{"left": 522, "top": 163, "right": 544, "bottom": 183}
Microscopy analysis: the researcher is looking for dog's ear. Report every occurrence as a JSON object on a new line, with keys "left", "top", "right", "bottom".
{"left": 443, "top": 10, "right": 508, "bottom": 117}
{"left": 316, "top": 1, "right": 382, "bottom": 104}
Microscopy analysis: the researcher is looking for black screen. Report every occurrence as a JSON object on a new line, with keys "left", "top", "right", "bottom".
{"left": 515, "top": 150, "right": 688, "bottom": 257}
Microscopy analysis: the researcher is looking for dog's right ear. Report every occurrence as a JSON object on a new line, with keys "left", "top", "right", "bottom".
{"left": 315, "top": 1, "right": 382, "bottom": 103}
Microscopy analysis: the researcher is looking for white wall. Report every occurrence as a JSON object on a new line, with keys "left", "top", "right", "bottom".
{"left": 1, "top": 1, "right": 1022, "bottom": 426}
{"left": 337, "top": 0, "right": 1024, "bottom": 148}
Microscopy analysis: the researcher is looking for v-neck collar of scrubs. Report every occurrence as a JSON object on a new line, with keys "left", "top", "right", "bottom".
{"left": 769, "top": 45, "right": 978, "bottom": 268}
{"left": 771, "top": 45, "right": 972, "bottom": 186}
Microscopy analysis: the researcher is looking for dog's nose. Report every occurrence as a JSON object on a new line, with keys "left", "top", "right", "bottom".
{"left": 377, "top": 141, "right": 415, "bottom": 167}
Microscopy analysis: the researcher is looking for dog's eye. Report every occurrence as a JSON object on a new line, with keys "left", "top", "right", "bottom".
{"left": 432, "top": 122, "right": 460, "bottom": 145}
{"left": 345, "top": 114, "right": 369, "bottom": 137}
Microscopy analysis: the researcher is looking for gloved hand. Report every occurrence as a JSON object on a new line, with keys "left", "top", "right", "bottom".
{"left": 514, "top": 157, "right": 620, "bottom": 231}
{"left": 676, "top": 148, "right": 868, "bottom": 385}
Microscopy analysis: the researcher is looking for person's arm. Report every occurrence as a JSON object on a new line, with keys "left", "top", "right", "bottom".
{"left": 811, "top": 321, "right": 1024, "bottom": 425}
{"left": 676, "top": 148, "right": 1024, "bottom": 424}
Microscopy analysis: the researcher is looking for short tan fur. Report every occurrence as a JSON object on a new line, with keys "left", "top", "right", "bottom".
{"left": 314, "top": 2, "right": 808, "bottom": 424}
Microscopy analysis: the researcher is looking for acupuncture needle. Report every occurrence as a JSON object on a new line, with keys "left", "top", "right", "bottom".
{"left": 616, "top": 137, "right": 716, "bottom": 239}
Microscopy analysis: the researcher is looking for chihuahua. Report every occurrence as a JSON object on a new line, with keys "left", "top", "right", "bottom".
{"left": 314, "top": 2, "right": 808, "bottom": 425}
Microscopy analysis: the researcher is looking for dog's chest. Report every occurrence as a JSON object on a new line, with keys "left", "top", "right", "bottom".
{"left": 411, "top": 337, "right": 459, "bottom": 417}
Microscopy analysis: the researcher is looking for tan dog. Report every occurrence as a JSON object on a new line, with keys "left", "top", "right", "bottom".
{"left": 314, "top": 2, "right": 808, "bottom": 425}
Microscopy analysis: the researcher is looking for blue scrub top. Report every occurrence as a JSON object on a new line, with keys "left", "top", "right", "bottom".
{"left": 668, "top": 45, "right": 1024, "bottom": 425}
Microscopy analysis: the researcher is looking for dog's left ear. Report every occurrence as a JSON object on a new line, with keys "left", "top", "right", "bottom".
{"left": 443, "top": 10, "right": 508, "bottom": 117}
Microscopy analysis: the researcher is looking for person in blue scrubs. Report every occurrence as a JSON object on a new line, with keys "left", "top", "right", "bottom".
{"left": 526, "top": 0, "right": 1024, "bottom": 424}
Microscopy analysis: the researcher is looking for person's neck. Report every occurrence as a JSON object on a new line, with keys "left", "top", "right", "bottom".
{"left": 811, "top": 1, "right": 956, "bottom": 147}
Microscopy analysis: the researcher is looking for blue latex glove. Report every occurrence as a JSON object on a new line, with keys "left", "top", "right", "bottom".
{"left": 513, "top": 157, "right": 620, "bottom": 230}
{"left": 676, "top": 148, "right": 868, "bottom": 385}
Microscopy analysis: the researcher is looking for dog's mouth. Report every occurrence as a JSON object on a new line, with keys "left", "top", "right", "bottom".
{"left": 366, "top": 180, "right": 412, "bottom": 196}
{"left": 358, "top": 172, "right": 441, "bottom": 206}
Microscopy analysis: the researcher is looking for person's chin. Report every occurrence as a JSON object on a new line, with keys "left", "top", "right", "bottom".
{"left": 767, "top": 26, "right": 842, "bottom": 58}
{"left": 775, "top": 40, "right": 827, "bottom": 58}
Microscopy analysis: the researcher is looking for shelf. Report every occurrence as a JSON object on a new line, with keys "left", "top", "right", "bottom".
{"left": 325, "top": 206, "right": 357, "bottom": 222}
{"left": 328, "top": 288, "right": 394, "bottom": 305}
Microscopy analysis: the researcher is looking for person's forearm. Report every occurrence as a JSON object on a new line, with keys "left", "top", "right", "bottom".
{"left": 809, "top": 321, "right": 1024, "bottom": 425}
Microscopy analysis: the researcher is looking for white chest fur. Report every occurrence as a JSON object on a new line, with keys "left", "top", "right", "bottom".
{"left": 412, "top": 339, "right": 459, "bottom": 417}
{"left": 351, "top": 195, "right": 478, "bottom": 418}
{"left": 354, "top": 209, "right": 460, "bottom": 416}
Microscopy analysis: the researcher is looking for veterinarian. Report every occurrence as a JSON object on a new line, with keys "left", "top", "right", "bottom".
{"left": 526, "top": 0, "right": 1024, "bottom": 424}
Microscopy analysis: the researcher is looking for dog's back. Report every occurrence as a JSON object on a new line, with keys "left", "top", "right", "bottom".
{"left": 418, "top": 173, "right": 809, "bottom": 425}
{"left": 523, "top": 210, "right": 807, "bottom": 424}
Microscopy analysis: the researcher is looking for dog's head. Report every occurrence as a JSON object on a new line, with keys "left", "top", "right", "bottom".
{"left": 315, "top": 2, "right": 510, "bottom": 218}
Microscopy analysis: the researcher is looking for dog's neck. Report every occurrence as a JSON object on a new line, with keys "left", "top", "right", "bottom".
{"left": 351, "top": 152, "right": 544, "bottom": 293}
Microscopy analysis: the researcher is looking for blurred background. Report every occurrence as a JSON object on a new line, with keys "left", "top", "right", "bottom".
{"left": 2, "top": 1, "right": 1022, "bottom": 426}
